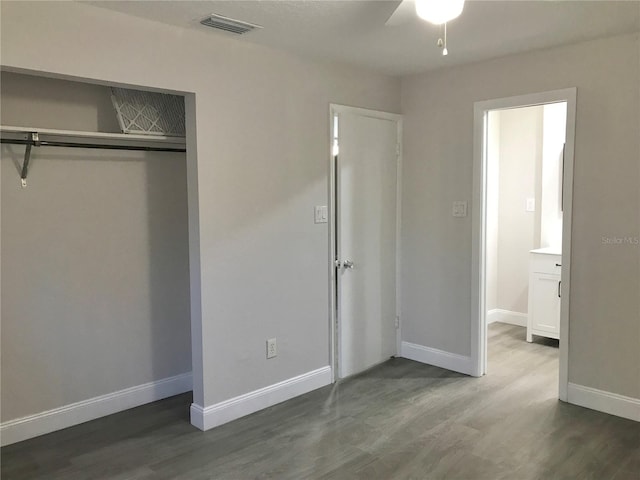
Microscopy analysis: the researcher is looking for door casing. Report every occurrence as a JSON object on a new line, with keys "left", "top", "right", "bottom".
{"left": 328, "top": 104, "right": 403, "bottom": 382}
{"left": 471, "top": 88, "right": 577, "bottom": 401}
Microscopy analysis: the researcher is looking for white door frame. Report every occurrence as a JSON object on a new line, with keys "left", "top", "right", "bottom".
{"left": 471, "top": 88, "right": 577, "bottom": 401}
{"left": 328, "top": 104, "right": 403, "bottom": 382}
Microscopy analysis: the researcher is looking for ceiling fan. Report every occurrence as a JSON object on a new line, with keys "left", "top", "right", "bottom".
{"left": 386, "top": 0, "right": 466, "bottom": 55}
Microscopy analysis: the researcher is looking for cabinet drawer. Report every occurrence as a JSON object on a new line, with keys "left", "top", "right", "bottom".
{"left": 530, "top": 253, "right": 562, "bottom": 275}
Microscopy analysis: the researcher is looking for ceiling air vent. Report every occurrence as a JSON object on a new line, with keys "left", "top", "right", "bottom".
{"left": 200, "top": 13, "right": 263, "bottom": 35}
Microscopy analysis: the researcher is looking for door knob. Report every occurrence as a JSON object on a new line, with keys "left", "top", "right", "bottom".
{"left": 335, "top": 259, "right": 354, "bottom": 269}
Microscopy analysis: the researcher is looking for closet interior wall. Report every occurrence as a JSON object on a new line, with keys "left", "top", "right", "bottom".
{"left": 0, "top": 72, "right": 192, "bottom": 422}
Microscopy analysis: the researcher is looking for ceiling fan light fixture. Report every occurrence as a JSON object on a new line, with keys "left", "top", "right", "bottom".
{"left": 415, "top": 0, "right": 465, "bottom": 25}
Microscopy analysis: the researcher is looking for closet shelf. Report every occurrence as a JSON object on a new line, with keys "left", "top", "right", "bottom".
{"left": 1, "top": 125, "right": 186, "bottom": 147}
{"left": 0, "top": 125, "right": 187, "bottom": 187}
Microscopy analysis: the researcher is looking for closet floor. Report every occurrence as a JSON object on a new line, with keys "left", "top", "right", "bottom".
{"left": 2, "top": 323, "right": 638, "bottom": 480}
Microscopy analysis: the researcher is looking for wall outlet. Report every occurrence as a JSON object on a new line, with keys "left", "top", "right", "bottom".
{"left": 266, "top": 338, "right": 277, "bottom": 359}
{"left": 452, "top": 201, "right": 468, "bottom": 217}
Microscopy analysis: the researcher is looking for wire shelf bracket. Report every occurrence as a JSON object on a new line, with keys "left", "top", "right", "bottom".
{"left": 19, "top": 132, "right": 39, "bottom": 187}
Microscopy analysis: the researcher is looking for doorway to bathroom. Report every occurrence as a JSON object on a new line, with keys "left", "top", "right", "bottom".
{"left": 472, "top": 89, "right": 577, "bottom": 401}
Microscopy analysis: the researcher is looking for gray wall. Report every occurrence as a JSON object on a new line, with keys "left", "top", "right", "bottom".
{"left": 497, "top": 106, "right": 542, "bottom": 314}
{"left": 401, "top": 32, "right": 640, "bottom": 398}
{"left": 486, "top": 111, "right": 499, "bottom": 313}
{"left": 487, "top": 105, "right": 565, "bottom": 316}
{"left": 2, "top": 1, "right": 636, "bottom": 423}
{"left": 0, "top": 72, "right": 121, "bottom": 133}
{"left": 1, "top": 72, "right": 191, "bottom": 421}
{"left": 1, "top": 1, "right": 401, "bottom": 412}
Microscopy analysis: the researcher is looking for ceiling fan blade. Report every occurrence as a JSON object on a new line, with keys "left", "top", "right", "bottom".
{"left": 385, "top": 0, "right": 416, "bottom": 27}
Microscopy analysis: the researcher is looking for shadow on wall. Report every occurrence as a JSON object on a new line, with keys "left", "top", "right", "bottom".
{"left": 0, "top": 71, "right": 122, "bottom": 133}
{"left": 0, "top": 144, "right": 192, "bottom": 422}
{"left": 144, "top": 150, "right": 192, "bottom": 393}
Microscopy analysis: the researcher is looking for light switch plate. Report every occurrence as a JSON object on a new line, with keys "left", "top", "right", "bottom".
{"left": 452, "top": 201, "right": 468, "bottom": 217}
{"left": 526, "top": 198, "right": 535, "bottom": 212}
{"left": 314, "top": 205, "right": 328, "bottom": 224}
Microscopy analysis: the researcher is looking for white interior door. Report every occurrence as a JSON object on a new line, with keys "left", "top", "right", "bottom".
{"left": 336, "top": 109, "right": 399, "bottom": 378}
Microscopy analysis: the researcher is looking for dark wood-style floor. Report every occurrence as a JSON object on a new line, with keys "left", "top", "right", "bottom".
{"left": 2, "top": 323, "right": 639, "bottom": 479}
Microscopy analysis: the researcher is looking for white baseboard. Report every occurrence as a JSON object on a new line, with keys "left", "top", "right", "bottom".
{"left": 190, "top": 366, "right": 332, "bottom": 431}
{"left": 487, "top": 309, "right": 527, "bottom": 327}
{"left": 567, "top": 383, "right": 640, "bottom": 422}
{"left": 401, "top": 342, "right": 473, "bottom": 376}
{"left": 1, "top": 372, "right": 193, "bottom": 447}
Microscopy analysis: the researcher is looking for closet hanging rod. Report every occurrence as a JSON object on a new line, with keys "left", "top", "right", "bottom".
{"left": 0, "top": 137, "right": 187, "bottom": 153}
{"left": 0, "top": 125, "right": 186, "bottom": 144}
{"left": 1, "top": 125, "right": 186, "bottom": 150}
{"left": 1, "top": 126, "right": 186, "bottom": 187}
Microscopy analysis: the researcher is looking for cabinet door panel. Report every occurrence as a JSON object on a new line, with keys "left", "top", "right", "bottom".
{"left": 530, "top": 273, "right": 561, "bottom": 334}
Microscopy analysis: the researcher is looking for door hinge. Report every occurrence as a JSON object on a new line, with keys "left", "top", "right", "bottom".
{"left": 395, "top": 316, "right": 400, "bottom": 329}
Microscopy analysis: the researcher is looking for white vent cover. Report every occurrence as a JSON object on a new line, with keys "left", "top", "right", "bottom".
{"left": 200, "top": 13, "right": 263, "bottom": 35}
{"left": 111, "top": 88, "right": 185, "bottom": 137}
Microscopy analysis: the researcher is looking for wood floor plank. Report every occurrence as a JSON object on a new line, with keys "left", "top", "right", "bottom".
{"left": 2, "top": 323, "right": 638, "bottom": 479}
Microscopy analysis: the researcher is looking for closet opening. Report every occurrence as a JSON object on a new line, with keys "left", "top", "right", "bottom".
{"left": 0, "top": 71, "right": 196, "bottom": 446}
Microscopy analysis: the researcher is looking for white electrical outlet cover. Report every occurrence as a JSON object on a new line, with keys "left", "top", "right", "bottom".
{"left": 266, "top": 338, "right": 277, "bottom": 359}
{"left": 452, "top": 201, "right": 468, "bottom": 217}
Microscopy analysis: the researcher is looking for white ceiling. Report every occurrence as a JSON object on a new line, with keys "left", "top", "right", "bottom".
{"left": 86, "top": 1, "right": 640, "bottom": 76}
